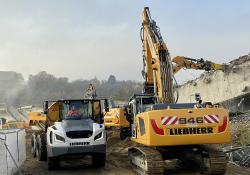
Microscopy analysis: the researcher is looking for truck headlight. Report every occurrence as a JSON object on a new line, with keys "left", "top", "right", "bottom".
{"left": 94, "top": 132, "right": 102, "bottom": 141}
{"left": 55, "top": 134, "right": 65, "bottom": 142}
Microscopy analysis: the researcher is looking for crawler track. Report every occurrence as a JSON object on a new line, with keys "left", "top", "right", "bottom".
{"left": 128, "top": 146, "right": 165, "bottom": 175}
{"left": 200, "top": 145, "right": 227, "bottom": 175}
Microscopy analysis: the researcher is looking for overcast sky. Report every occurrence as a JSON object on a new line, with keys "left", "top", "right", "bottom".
{"left": 0, "top": 0, "right": 249, "bottom": 83}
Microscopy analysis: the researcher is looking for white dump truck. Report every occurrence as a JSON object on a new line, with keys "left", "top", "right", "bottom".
{"left": 28, "top": 98, "right": 109, "bottom": 170}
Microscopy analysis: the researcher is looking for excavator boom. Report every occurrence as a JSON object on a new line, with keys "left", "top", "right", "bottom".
{"left": 141, "top": 7, "right": 174, "bottom": 103}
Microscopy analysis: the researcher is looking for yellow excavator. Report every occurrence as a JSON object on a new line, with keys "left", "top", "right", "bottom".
{"left": 104, "top": 7, "right": 230, "bottom": 175}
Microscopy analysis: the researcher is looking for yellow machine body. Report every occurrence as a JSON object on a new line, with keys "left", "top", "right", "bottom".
{"left": 2, "top": 121, "right": 27, "bottom": 129}
{"left": 104, "top": 108, "right": 130, "bottom": 127}
{"left": 28, "top": 111, "right": 46, "bottom": 126}
{"left": 47, "top": 102, "right": 60, "bottom": 124}
{"left": 28, "top": 102, "right": 59, "bottom": 128}
{"left": 131, "top": 107, "right": 230, "bottom": 146}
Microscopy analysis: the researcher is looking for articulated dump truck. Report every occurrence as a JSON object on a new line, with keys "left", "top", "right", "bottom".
{"left": 28, "top": 98, "right": 109, "bottom": 170}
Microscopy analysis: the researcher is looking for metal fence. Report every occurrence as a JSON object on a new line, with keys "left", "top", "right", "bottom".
{"left": 0, "top": 129, "right": 26, "bottom": 175}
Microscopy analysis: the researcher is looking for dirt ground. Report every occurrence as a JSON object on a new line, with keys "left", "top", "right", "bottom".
{"left": 21, "top": 131, "right": 250, "bottom": 175}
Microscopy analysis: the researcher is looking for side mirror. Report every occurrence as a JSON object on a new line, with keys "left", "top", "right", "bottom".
{"left": 43, "top": 101, "right": 48, "bottom": 115}
{"left": 104, "top": 99, "right": 109, "bottom": 112}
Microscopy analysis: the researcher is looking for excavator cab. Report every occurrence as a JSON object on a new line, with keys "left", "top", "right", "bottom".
{"left": 129, "top": 94, "right": 156, "bottom": 116}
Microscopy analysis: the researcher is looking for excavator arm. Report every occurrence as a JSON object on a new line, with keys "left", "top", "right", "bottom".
{"left": 172, "top": 56, "right": 227, "bottom": 74}
{"left": 141, "top": 7, "right": 174, "bottom": 103}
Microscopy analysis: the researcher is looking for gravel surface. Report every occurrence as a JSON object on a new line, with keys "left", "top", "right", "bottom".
{"left": 21, "top": 131, "right": 250, "bottom": 175}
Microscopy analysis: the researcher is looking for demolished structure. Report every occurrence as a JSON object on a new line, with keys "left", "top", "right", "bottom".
{"left": 177, "top": 54, "right": 250, "bottom": 112}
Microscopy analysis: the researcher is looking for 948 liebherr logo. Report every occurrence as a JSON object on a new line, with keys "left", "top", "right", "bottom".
{"left": 160, "top": 115, "right": 219, "bottom": 135}
{"left": 161, "top": 115, "right": 220, "bottom": 125}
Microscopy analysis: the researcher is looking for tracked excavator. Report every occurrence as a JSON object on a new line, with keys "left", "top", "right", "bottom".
{"left": 104, "top": 7, "right": 230, "bottom": 175}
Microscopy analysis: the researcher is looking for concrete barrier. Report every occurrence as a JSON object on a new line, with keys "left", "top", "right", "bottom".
{"left": 0, "top": 129, "right": 26, "bottom": 175}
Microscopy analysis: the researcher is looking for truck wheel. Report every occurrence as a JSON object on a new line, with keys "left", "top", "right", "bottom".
{"left": 92, "top": 153, "right": 106, "bottom": 167}
{"left": 31, "top": 133, "right": 37, "bottom": 157}
{"left": 48, "top": 157, "right": 60, "bottom": 170}
{"left": 36, "top": 133, "right": 47, "bottom": 161}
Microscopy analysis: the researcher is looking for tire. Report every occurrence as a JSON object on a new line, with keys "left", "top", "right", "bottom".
{"left": 92, "top": 153, "right": 106, "bottom": 167}
{"left": 31, "top": 133, "right": 37, "bottom": 158}
{"left": 36, "top": 133, "right": 47, "bottom": 161}
{"left": 48, "top": 157, "right": 60, "bottom": 170}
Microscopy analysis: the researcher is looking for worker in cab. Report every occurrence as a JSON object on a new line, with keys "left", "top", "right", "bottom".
{"left": 67, "top": 106, "right": 80, "bottom": 117}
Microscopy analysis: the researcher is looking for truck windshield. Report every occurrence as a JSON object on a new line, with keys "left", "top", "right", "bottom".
{"left": 62, "top": 101, "right": 92, "bottom": 120}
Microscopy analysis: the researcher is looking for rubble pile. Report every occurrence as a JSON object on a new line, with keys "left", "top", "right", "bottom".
{"left": 223, "top": 111, "right": 250, "bottom": 167}
{"left": 229, "top": 111, "right": 250, "bottom": 146}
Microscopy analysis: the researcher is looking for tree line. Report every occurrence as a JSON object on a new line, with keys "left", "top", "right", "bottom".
{"left": 1, "top": 71, "right": 142, "bottom": 107}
